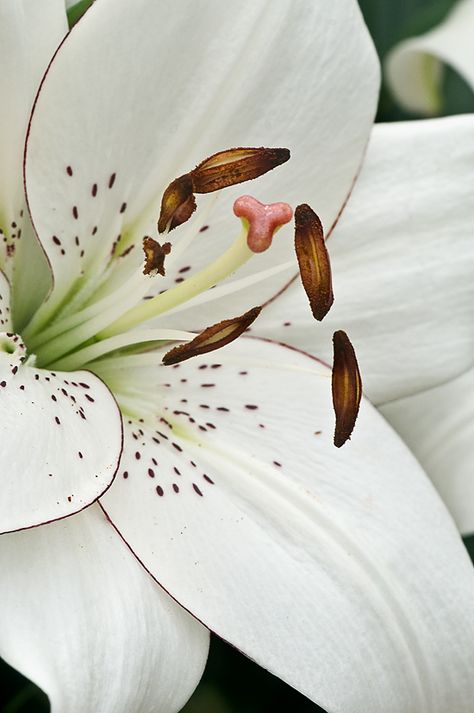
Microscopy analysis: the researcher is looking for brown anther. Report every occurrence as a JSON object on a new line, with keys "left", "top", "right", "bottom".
{"left": 294, "top": 204, "right": 334, "bottom": 321}
{"left": 158, "top": 147, "right": 290, "bottom": 233}
{"left": 162, "top": 306, "right": 262, "bottom": 365}
{"left": 158, "top": 174, "right": 194, "bottom": 233}
{"left": 191, "top": 147, "right": 290, "bottom": 194}
{"left": 332, "top": 330, "right": 362, "bottom": 448}
{"left": 142, "top": 237, "right": 171, "bottom": 276}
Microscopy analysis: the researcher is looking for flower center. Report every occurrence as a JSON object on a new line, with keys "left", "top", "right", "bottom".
{"left": 16, "top": 143, "right": 297, "bottom": 375}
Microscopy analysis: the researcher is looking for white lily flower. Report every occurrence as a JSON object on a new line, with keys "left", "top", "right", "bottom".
{"left": 385, "top": 0, "right": 474, "bottom": 114}
{"left": 1, "top": 2, "right": 474, "bottom": 713}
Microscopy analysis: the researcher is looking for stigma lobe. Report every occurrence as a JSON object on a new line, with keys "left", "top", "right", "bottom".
{"left": 234, "top": 195, "right": 293, "bottom": 253}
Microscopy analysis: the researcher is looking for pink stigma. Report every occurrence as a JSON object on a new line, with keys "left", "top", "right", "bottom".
{"left": 233, "top": 195, "right": 293, "bottom": 253}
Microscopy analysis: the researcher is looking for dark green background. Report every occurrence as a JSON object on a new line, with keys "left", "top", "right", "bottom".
{"left": 1, "top": 1, "right": 473, "bottom": 711}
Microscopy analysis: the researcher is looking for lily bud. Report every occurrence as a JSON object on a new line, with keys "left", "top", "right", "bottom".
{"left": 162, "top": 306, "right": 262, "bottom": 365}
{"left": 332, "top": 330, "right": 362, "bottom": 448}
{"left": 294, "top": 204, "right": 334, "bottom": 321}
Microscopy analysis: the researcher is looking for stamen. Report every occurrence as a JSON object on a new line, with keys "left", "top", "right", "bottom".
{"left": 191, "top": 147, "right": 290, "bottom": 193}
{"left": 142, "top": 237, "right": 171, "bottom": 276}
{"left": 162, "top": 306, "right": 262, "bottom": 365}
{"left": 331, "top": 330, "right": 362, "bottom": 448}
{"left": 294, "top": 204, "right": 333, "bottom": 321}
{"left": 158, "top": 146, "right": 290, "bottom": 233}
{"left": 158, "top": 174, "right": 195, "bottom": 233}
{"left": 233, "top": 196, "right": 293, "bottom": 253}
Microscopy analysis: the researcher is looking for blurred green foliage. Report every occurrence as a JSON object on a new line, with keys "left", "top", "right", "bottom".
{"left": 1, "top": 0, "right": 473, "bottom": 711}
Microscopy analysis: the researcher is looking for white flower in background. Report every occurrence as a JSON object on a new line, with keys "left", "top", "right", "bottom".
{"left": 1, "top": 2, "right": 474, "bottom": 713}
{"left": 385, "top": 0, "right": 474, "bottom": 114}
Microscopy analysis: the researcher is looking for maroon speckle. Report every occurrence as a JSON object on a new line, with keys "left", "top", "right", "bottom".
{"left": 92, "top": 183, "right": 98, "bottom": 197}
{"left": 193, "top": 483, "right": 203, "bottom": 496}
{"left": 55, "top": 416, "right": 61, "bottom": 425}
{"left": 72, "top": 206, "right": 79, "bottom": 220}
{"left": 120, "top": 202, "right": 127, "bottom": 213}
{"left": 203, "top": 474, "right": 214, "bottom": 484}
{"left": 156, "top": 485, "right": 164, "bottom": 497}
{"left": 273, "top": 461, "right": 282, "bottom": 467}
{"left": 245, "top": 404, "right": 258, "bottom": 410}
{"left": 108, "top": 173, "right": 116, "bottom": 188}
{"left": 199, "top": 225, "right": 209, "bottom": 232}
{"left": 66, "top": 166, "right": 73, "bottom": 176}
{"left": 52, "top": 235, "right": 61, "bottom": 245}
{"left": 78, "top": 452, "right": 83, "bottom": 459}
{"left": 135, "top": 452, "right": 141, "bottom": 460}
{"left": 172, "top": 483, "right": 180, "bottom": 493}
{"left": 123, "top": 471, "right": 129, "bottom": 479}
{"left": 85, "top": 394, "right": 95, "bottom": 402}
{"left": 148, "top": 468, "right": 155, "bottom": 478}
{"left": 172, "top": 443, "right": 183, "bottom": 452}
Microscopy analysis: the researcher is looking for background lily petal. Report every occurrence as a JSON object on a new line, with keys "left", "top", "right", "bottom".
{"left": 0, "top": 0, "right": 67, "bottom": 240}
{"left": 25, "top": 0, "right": 379, "bottom": 319}
{"left": 385, "top": 0, "right": 474, "bottom": 114}
{"left": 381, "top": 366, "right": 474, "bottom": 537}
{"left": 100, "top": 338, "right": 474, "bottom": 713}
{"left": 254, "top": 115, "right": 474, "bottom": 405}
{"left": 0, "top": 504, "right": 209, "bottom": 713}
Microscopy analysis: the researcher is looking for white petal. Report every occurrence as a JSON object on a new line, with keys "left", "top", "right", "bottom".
{"left": 0, "top": 504, "right": 209, "bottom": 713}
{"left": 0, "top": 354, "right": 122, "bottom": 534}
{"left": 254, "top": 115, "right": 474, "bottom": 404}
{"left": 0, "top": 0, "right": 67, "bottom": 233}
{"left": 385, "top": 0, "right": 474, "bottom": 114}
{"left": 100, "top": 338, "right": 474, "bottom": 713}
{"left": 0, "top": 270, "right": 12, "bottom": 330}
{"left": 25, "top": 0, "right": 379, "bottom": 319}
{"left": 381, "top": 367, "right": 474, "bottom": 537}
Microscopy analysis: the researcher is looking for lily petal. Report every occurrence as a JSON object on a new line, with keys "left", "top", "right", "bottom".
{"left": 254, "top": 115, "right": 474, "bottom": 404}
{"left": 0, "top": 0, "right": 67, "bottom": 242}
{"left": 381, "top": 367, "right": 474, "bottom": 537}
{"left": 25, "top": 0, "right": 379, "bottom": 320}
{"left": 385, "top": 0, "right": 474, "bottom": 114}
{"left": 0, "top": 270, "right": 12, "bottom": 331}
{"left": 0, "top": 504, "right": 209, "bottom": 712}
{"left": 100, "top": 338, "right": 474, "bottom": 713}
{"left": 0, "top": 358, "right": 122, "bottom": 534}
